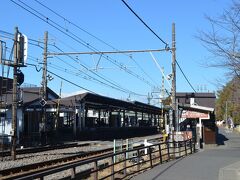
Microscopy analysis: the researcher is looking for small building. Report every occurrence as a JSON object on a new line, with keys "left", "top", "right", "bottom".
{"left": 0, "top": 84, "right": 59, "bottom": 146}
{"left": 176, "top": 92, "right": 216, "bottom": 146}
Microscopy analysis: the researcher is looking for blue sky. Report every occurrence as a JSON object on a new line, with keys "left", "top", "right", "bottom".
{"left": 0, "top": 0, "right": 231, "bottom": 103}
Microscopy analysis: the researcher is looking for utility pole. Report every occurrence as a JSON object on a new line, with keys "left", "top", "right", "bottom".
{"left": 55, "top": 81, "right": 62, "bottom": 130}
{"left": 171, "top": 23, "right": 177, "bottom": 132}
{"left": 11, "top": 27, "right": 19, "bottom": 160}
{"left": 147, "top": 92, "right": 151, "bottom": 105}
{"left": 161, "top": 67, "right": 165, "bottom": 129}
{"left": 40, "top": 31, "right": 48, "bottom": 145}
{"left": 43, "top": 31, "right": 48, "bottom": 103}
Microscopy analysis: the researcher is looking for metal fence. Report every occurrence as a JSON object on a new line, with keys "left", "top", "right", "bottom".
{"left": 14, "top": 139, "right": 195, "bottom": 180}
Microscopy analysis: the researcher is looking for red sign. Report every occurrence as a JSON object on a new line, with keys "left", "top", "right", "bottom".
{"left": 173, "top": 131, "right": 192, "bottom": 141}
{"left": 181, "top": 111, "right": 209, "bottom": 119}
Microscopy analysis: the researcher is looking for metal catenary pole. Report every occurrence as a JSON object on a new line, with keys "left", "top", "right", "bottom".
{"left": 171, "top": 23, "right": 177, "bottom": 133}
{"left": 161, "top": 67, "right": 165, "bottom": 129}
{"left": 40, "top": 31, "right": 48, "bottom": 144}
{"left": 11, "top": 27, "right": 19, "bottom": 160}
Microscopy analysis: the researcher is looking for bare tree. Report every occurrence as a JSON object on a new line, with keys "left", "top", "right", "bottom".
{"left": 198, "top": 1, "right": 240, "bottom": 77}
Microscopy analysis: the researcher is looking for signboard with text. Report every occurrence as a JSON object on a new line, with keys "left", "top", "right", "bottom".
{"left": 181, "top": 110, "right": 209, "bottom": 119}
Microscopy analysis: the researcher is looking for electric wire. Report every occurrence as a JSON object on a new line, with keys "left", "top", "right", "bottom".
{"left": 29, "top": 59, "right": 143, "bottom": 96}
{"left": 176, "top": 60, "right": 196, "bottom": 92}
{"left": 121, "top": 0, "right": 169, "bottom": 49}
{"left": 0, "top": 33, "right": 43, "bottom": 49}
{"left": 121, "top": 0, "right": 197, "bottom": 93}
{"left": 33, "top": 0, "right": 117, "bottom": 50}
{"left": 0, "top": 31, "right": 147, "bottom": 98}
{"left": 33, "top": 0, "right": 159, "bottom": 86}
{"left": 47, "top": 61, "right": 135, "bottom": 95}
{"left": 51, "top": 45, "right": 147, "bottom": 96}
{"left": 0, "top": 29, "right": 45, "bottom": 45}
{"left": 26, "top": 45, "right": 147, "bottom": 97}
{"left": 27, "top": 62, "right": 95, "bottom": 93}
{"left": 10, "top": 0, "right": 155, "bottom": 87}
{"left": 52, "top": 42, "right": 136, "bottom": 94}
{"left": 47, "top": 69, "right": 95, "bottom": 94}
{"left": 28, "top": 58, "right": 127, "bottom": 95}
{"left": 1, "top": 29, "right": 148, "bottom": 97}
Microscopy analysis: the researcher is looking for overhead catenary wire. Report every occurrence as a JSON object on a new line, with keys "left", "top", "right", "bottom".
{"left": 0, "top": 33, "right": 44, "bottom": 50}
{"left": 29, "top": 61, "right": 147, "bottom": 98}
{"left": 0, "top": 31, "right": 148, "bottom": 99}
{"left": 121, "top": 0, "right": 169, "bottom": 49}
{"left": 51, "top": 45, "right": 147, "bottom": 97}
{"left": 33, "top": 0, "right": 117, "bottom": 50}
{"left": 48, "top": 70, "right": 95, "bottom": 93}
{"left": 26, "top": 44, "right": 147, "bottom": 97}
{"left": 27, "top": 62, "right": 95, "bottom": 93}
{"left": 1, "top": 29, "right": 148, "bottom": 98}
{"left": 33, "top": 0, "right": 159, "bottom": 86}
{"left": 50, "top": 41, "right": 146, "bottom": 96}
{"left": 7, "top": 1, "right": 196, "bottom": 94}
{"left": 47, "top": 61, "right": 138, "bottom": 95}
{"left": 121, "top": 0, "right": 197, "bottom": 93}
{"left": 0, "top": 29, "right": 45, "bottom": 45}
{"left": 176, "top": 59, "right": 196, "bottom": 92}
{"left": 11, "top": 0, "right": 155, "bottom": 88}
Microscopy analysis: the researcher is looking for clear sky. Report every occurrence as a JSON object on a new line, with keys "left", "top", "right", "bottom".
{"left": 0, "top": 0, "right": 231, "bottom": 104}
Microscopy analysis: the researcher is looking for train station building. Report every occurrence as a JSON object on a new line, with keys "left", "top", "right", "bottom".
{"left": 0, "top": 81, "right": 163, "bottom": 146}
{"left": 0, "top": 76, "right": 216, "bottom": 147}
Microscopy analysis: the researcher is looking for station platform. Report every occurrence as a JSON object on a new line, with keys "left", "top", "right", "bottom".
{"left": 131, "top": 127, "right": 240, "bottom": 180}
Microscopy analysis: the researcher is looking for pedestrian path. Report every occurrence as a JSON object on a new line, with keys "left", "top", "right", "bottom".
{"left": 131, "top": 127, "right": 240, "bottom": 180}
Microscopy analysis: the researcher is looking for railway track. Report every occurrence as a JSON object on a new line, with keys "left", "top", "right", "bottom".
{"left": 0, "top": 137, "right": 163, "bottom": 179}
{"left": 0, "top": 142, "right": 91, "bottom": 157}
{"left": 0, "top": 146, "right": 113, "bottom": 180}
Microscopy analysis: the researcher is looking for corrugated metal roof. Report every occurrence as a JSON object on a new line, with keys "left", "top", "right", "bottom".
{"left": 47, "top": 92, "right": 162, "bottom": 114}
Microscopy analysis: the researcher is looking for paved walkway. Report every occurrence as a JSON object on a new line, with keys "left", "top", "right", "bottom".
{"left": 131, "top": 127, "right": 240, "bottom": 180}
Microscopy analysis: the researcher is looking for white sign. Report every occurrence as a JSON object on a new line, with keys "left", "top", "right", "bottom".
{"left": 22, "top": 34, "right": 28, "bottom": 64}
{"left": 181, "top": 110, "right": 209, "bottom": 119}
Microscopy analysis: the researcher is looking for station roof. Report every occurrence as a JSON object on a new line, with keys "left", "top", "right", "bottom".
{"left": 0, "top": 85, "right": 162, "bottom": 114}
{"left": 0, "top": 87, "right": 59, "bottom": 107}
{"left": 178, "top": 103, "right": 214, "bottom": 113}
{"left": 176, "top": 92, "right": 216, "bottom": 98}
{"left": 176, "top": 92, "right": 216, "bottom": 108}
{"left": 48, "top": 92, "right": 162, "bottom": 114}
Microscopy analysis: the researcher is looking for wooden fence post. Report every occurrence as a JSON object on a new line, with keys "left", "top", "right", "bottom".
{"left": 123, "top": 152, "right": 127, "bottom": 176}
{"left": 71, "top": 167, "right": 75, "bottom": 179}
{"left": 94, "top": 161, "right": 98, "bottom": 180}
{"left": 190, "top": 139, "right": 193, "bottom": 154}
{"left": 149, "top": 146, "right": 153, "bottom": 168}
{"left": 193, "top": 140, "right": 196, "bottom": 152}
{"left": 111, "top": 156, "right": 114, "bottom": 180}
{"left": 137, "top": 149, "right": 140, "bottom": 171}
{"left": 173, "top": 141, "right": 176, "bottom": 159}
{"left": 184, "top": 140, "right": 187, "bottom": 156}
{"left": 159, "top": 144, "right": 162, "bottom": 164}
{"left": 178, "top": 141, "right": 181, "bottom": 157}
{"left": 167, "top": 142, "right": 170, "bottom": 161}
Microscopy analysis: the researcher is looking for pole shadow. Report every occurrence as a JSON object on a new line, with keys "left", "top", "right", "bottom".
{"left": 216, "top": 132, "right": 229, "bottom": 145}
